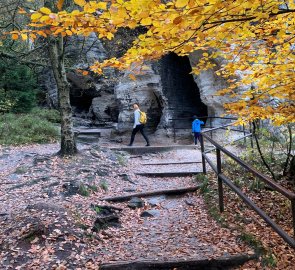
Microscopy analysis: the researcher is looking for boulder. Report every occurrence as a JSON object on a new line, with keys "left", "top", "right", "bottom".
{"left": 140, "top": 210, "right": 161, "bottom": 218}
{"left": 127, "top": 197, "right": 145, "bottom": 209}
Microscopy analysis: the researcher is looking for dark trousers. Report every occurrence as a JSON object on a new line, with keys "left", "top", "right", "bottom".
{"left": 194, "top": 132, "right": 201, "bottom": 145}
{"left": 129, "top": 124, "right": 149, "bottom": 145}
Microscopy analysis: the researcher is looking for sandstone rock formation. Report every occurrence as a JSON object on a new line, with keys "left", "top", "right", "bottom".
{"left": 40, "top": 33, "right": 231, "bottom": 135}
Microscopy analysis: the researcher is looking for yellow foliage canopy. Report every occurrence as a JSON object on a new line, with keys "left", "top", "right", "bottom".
{"left": 13, "top": 0, "right": 295, "bottom": 125}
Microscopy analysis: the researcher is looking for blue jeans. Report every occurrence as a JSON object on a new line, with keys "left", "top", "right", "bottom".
{"left": 193, "top": 132, "right": 201, "bottom": 145}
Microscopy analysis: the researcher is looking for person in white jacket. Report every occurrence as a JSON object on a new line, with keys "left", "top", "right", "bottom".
{"left": 128, "top": 103, "right": 150, "bottom": 146}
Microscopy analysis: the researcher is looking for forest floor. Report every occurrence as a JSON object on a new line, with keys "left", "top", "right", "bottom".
{"left": 0, "top": 140, "right": 294, "bottom": 269}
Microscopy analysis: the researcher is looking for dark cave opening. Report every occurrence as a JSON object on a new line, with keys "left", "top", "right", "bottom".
{"left": 159, "top": 53, "right": 208, "bottom": 127}
{"left": 70, "top": 93, "right": 93, "bottom": 116}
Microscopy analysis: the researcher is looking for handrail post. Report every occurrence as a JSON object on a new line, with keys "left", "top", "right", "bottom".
{"left": 249, "top": 121, "right": 254, "bottom": 149}
{"left": 200, "top": 134, "right": 206, "bottom": 174}
{"left": 243, "top": 124, "right": 246, "bottom": 145}
{"left": 173, "top": 119, "right": 176, "bottom": 143}
{"left": 216, "top": 148, "right": 224, "bottom": 212}
{"left": 292, "top": 199, "right": 295, "bottom": 241}
{"left": 210, "top": 118, "right": 213, "bottom": 139}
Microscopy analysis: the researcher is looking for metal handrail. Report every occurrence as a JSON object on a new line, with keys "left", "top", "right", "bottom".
{"left": 200, "top": 125, "right": 295, "bottom": 247}
{"left": 168, "top": 116, "right": 238, "bottom": 120}
{"left": 169, "top": 116, "right": 238, "bottom": 143}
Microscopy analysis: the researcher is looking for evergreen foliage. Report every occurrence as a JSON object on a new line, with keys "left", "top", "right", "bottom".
{"left": 0, "top": 60, "right": 39, "bottom": 113}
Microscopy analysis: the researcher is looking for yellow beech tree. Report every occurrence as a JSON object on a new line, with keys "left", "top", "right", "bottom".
{"left": 11, "top": 0, "right": 295, "bottom": 153}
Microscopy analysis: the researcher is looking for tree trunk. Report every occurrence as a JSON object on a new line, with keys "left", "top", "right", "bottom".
{"left": 44, "top": 0, "right": 77, "bottom": 156}
{"left": 47, "top": 36, "right": 77, "bottom": 156}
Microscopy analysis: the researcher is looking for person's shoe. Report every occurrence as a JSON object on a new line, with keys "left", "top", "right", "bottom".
{"left": 127, "top": 144, "right": 132, "bottom": 147}
{"left": 145, "top": 144, "right": 150, "bottom": 147}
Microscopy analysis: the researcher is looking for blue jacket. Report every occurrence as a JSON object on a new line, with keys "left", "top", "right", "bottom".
{"left": 192, "top": 119, "right": 204, "bottom": 132}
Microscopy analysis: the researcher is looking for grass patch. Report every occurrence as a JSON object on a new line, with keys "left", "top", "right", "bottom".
{"left": 196, "top": 173, "right": 227, "bottom": 225}
{"left": 0, "top": 109, "right": 60, "bottom": 145}
{"left": 239, "top": 232, "right": 276, "bottom": 267}
{"left": 115, "top": 152, "right": 127, "bottom": 166}
{"left": 14, "top": 166, "right": 28, "bottom": 174}
{"left": 78, "top": 184, "right": 90, "bottom": 197}
{"left": 99, "top": 179, "right": 108, "bottom": 191}
{"left": 195, "top": 173, "right": 209, "bottom": 193}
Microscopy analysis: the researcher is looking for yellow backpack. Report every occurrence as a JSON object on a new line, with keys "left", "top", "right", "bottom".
{"left": 139, "top": 111, "right": 147, "bottom": 124}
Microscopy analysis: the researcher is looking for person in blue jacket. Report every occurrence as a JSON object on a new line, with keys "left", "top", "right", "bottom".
{"left": 192, "top": 116, "right": 204, "bottom": 145}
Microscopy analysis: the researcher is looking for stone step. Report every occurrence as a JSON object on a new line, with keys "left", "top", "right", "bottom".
{"left": 100, "top": 254, "right": 257, "bottom": 270}
{"left": 111, "top": 145, "right": 199, "bottom": 155}
{"left": 74, "top": 129, "right": 101, "bottom": 136}
{"left": 142, "top": 161, "right": 202, "bottom": 165}
{"left": 136, "top": 171, "right": 201, "bottom": 177}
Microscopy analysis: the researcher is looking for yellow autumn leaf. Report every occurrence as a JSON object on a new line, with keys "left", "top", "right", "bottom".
{"left": 74, "top": 0, "right": 86, "bottom": 7}
{"left": 40, "top": 16, "right": 50, "bottom": 22}
{"left": 97, "top": 2, "right": 107, "bottom": 10}
{"left": 175, "top": 0, "right": 189, "bottom": 8}
{"left": 21, "top": 33, "right": 28, "bottom": 41}
{"left": 39, "top": 7, "right": 51, "bottom": 15}
{"left": 82, "top": 71, "right": 89, "bottom": 75}
{"left": 31, "top": 13, "right": 42, "bottom": 20}
{"left": 107, "top": 32, "right": 114, "bottom": 40}
{"left": 141, "top": 17, "right": 152, "bottom": 26}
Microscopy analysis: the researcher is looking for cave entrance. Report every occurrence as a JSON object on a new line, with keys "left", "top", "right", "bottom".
{"left": 159, "top": 53, "right": 208, "bottom": 128}
{"left": 70, "top": 93, "right": 93, "bottom": 116}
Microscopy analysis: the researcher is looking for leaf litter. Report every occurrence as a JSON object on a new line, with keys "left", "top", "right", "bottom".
{"left": 0, "top": 143, "right": 257, "bottom": 269}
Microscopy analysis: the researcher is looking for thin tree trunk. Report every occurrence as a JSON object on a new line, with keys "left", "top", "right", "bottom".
{"left": 252, "top": 121, "right": 276, "bottom": 180}
{"left": 283, "top": 124, "right": 293, "bottom": 176}
{"left": 44, "top": 0, "right": 77, "bottom": 156}
{"left": 47, "top": 36, "right": 77, "bottom": 156}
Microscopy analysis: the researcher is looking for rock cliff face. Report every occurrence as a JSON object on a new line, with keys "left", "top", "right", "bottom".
{"left": 114, "top": 65, "right": 163, "bottom": 133}
{"left": 41, "top": 34, "right": 230, "bottom": 133}
{"left": 188, "top": 51, "right": 230, "bottom": 125}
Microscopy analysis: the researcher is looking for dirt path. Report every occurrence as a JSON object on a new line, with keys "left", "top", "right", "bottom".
{"left": 0, "top": 143, "right": 254, "bottom": 269}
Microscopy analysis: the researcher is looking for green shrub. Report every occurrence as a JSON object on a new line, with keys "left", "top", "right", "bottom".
{"left": 0, "top": 111, "right": 59, "bottom": 145}
{"left": 31, "top": 108, "right": 61, "bottom": 123}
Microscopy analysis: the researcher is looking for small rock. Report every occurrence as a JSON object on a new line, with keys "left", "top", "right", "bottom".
{"left": 146, "top": 196, "right": 166, "bottom": 206}
{"left": 123, "top": 188, "right": 136, "bottom": 192}
{"left": 44, "top": 189, "right": 56, "bottom": 198}
{"left": 33, "top": 156, "right": 51, "bottom": 165}
{"left": 8, "top": 174, "right": 21, "bottom": 181}
{"left": 96, "top": 169, "right": 109, "bottom": 176}
{"left": 93, "top": 214, "right": 120, "bottom": 231}
{"left": 119, "top": 174, "right": 136, "bottom": 184}
{"left": 140, "top": 210, "right": 161, "bottom": 218}
{"left": 108, "top": 154, "right": 118, "bottom": 161}
{"left": 184, "top": 198, "right": 197, "bottom": 206}
{"left": 127, "top": 197, "right": 144, "bottom": 209}
{"left": 90, "top": 150, "right": 102, "bottom": 159}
